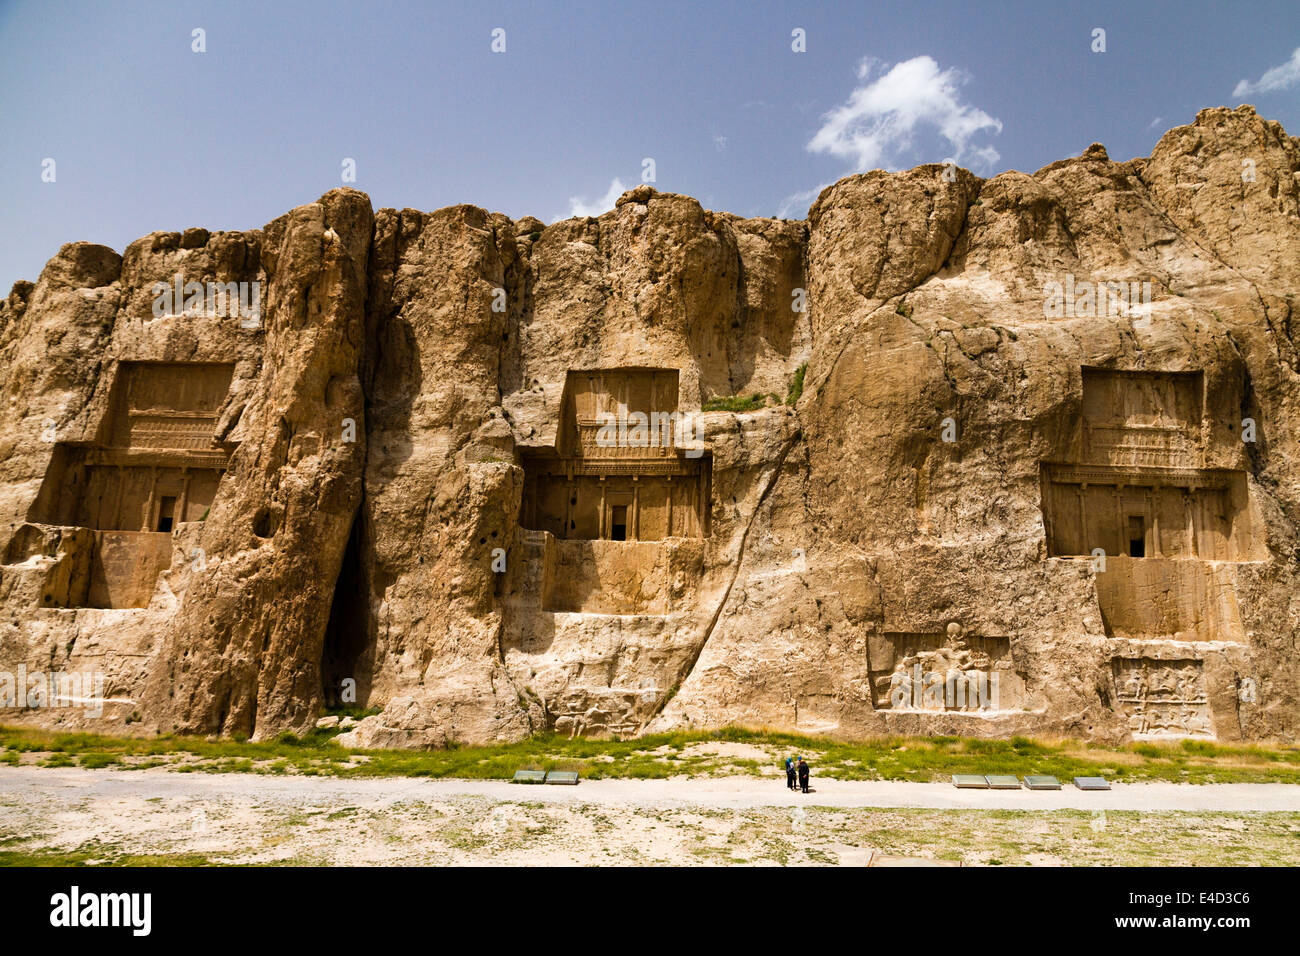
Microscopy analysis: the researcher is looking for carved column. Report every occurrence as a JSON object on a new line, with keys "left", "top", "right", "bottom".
{"left": 564, "top": 475, "right": 573, "bottom": 539}
{"left": 1040, "top": 480, "right": 1054, "bottom": 552}
{"left": 700, "top": 464, "right": 709, "bottom": 537}
{"left": 145, "top": 467, "right": 159, "bottom": 532}
{"left": 179, "top": 468, "right": 192, "bottom": 524}
{"left": 598, "top": 478, "right": 607, "bottom": 539}
{"left": 1113, "top": 484, "right": 1124, "bottom": 556}
{"left": 631, "top": 476, "right": 640, "bottom": 541}
{"left": 109, "top": 469, "right": 125, "bottom": 532}
{"left": 666, "top": 476, "right": 674, "bottom": 538}
{"left": 1076, "top": 484, "right": 1086, "bottom": 555}
{"left": 1149, "top": 486, "right": 1160, "bottom": 556}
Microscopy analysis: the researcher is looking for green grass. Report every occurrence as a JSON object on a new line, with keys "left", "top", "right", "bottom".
{"left": 3, "top": 724, "right": 1299, "bottom": 784}
{"left": 77, "top": 752, "right": 121, "bottom": 770}
{"left": 321, "top": 705, "right": 381, "bottom": 720}
{"left": 0, "top": 846, "right": 310, "bottom": 867}
{"left": 702, "top": 394, "right": 768, "bottom": 413}
{"left": 786, "top": 362, "right": 807, "bottom": 406}
{"left": 0, "top": 848, "right": 217, "bottom": 866}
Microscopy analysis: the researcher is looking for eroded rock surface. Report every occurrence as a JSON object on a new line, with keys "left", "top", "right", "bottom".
{"left": 1, "top": 106, "right": 1297, "bottom": 746}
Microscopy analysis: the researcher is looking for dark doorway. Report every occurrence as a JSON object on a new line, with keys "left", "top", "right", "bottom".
{"left": 321, "top": 511, "right": 373, "bottom": 709}
{"left": 1128, "top": 515, "right": 1146, "bottom": 558}
{"left": 611, "top": 505, "right": 627, "bottom": 541}
{"left": 156, "top": 496, "right": 176, "bottom": 533}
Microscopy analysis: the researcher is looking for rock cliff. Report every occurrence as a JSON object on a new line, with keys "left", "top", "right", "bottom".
{"left": 1, "top": 106, "right": 1297, "bottom": 747}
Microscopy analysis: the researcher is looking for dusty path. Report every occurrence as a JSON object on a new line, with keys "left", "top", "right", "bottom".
{"left": 3, "top": 767, "right": 1299, "bottom": 866}
{"left": 3, "top": 766, "right": 1299, "bottom": 811}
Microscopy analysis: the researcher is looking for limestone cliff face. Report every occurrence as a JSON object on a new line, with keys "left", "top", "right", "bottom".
{"left": 1, "top": 106, "right": 1297, "bottom": 746}
{"left": 142, "top": 190, "right": 373, "bottom": 737}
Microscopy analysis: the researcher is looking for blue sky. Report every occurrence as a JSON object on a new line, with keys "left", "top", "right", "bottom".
{"left": 1, "top": 0, "right": 1297, "bottom": 291}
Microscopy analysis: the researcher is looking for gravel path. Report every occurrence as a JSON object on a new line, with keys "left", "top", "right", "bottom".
{"left": 4, "top": 766, "right": 1299, "bottom": 811}
{"left": 4, "top": 767, "right": 1299, "bottom": 866}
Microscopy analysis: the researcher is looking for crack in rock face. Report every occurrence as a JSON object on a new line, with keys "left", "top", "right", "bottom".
{"left": 1, "top": 107, "right": 1298, "bottom": 748}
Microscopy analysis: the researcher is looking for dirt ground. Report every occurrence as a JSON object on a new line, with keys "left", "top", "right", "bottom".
{"left": 3, "top": 767, "right": 1299, "bottom": 866}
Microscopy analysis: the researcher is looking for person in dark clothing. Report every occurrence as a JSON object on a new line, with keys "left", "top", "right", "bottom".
{"left": 785, "top": 757, "right": 797, "bottom": 790}
{"left": 797, "top": 757, "right": 810, "bottom": 793}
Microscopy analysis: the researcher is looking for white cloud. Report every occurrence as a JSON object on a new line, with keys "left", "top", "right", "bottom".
{"left": 807, "top": 55, "right": 1003, "bottom": 173}
{"left": 776, "top": 183, "right": 831, "bottom": 220}
{"left": 1233, "top": 46, "right": 1300, "bottom": 97}
{"left": 855, "top": 56, "right": 885, "bottom": 80}
{"left": 713, "top": 134, "right": 728, "bottom": 151}
{"left": 963, "top": 144, "right": 1001, "bottom": 168}
{"left": 565, "top": 177, "right": 627, "bottom": 219}
{"left": 1147, "top": 116, "right": 1164, "bottom": 129}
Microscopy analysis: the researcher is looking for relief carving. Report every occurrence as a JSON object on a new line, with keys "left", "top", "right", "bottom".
{"left": 868, "top": 623, "right": 1026, "bottom": 713}
{"left": 1113, "top": 657, "right": 1213, "bottom": 737}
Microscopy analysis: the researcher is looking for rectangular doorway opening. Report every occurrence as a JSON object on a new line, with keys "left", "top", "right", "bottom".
{"left": 1128, "top": 515, "right": 1146, "bottom": 558}
{"left": 610, "top": 505, "right": 627, "bottom": 541}
{"left": 157, "top": 496, "right": 177, "bottom": 533}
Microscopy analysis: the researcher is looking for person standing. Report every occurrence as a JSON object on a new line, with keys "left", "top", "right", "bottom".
{"left": 797, "top": 757, "right": 810, "bottom": 794}
{"left": 785, "top": 757, "right": 797, "bottom": 790}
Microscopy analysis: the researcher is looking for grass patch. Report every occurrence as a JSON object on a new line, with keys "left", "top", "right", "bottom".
{"left": 702, "top": 394, "right": 767, "bottom": 413}
{"left": 786, "top": 362, "right": 807, "bottom": 406}
{"left": 321, "top": 705, "right": 381, "bottom": 720}
{"left": 77, "top": 753, "right": 121, "bottom": 770}
{"left": 0, "top": 848, "right": 213, "bottom": 867}
{"left": 0, "top": 845, "right": 308, "bottom": 867}
{"left": 3, "top": 724, "right": 1299, "bottom": 784}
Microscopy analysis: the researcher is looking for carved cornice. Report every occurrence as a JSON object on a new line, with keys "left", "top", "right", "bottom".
{"left": 83, "top": 447, "right": 232, "bottom": 470}
{"left": 1043, "top": 463, "right": 1235, "bottom": 489}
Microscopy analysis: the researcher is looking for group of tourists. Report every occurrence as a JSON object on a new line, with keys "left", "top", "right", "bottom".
{"left": 784, "top": 756, "right": 811, "bottom": 793}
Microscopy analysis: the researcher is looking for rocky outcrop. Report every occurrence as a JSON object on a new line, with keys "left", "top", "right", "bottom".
{"left": 141, "top": 189, "right": 373, "bottom": 738}
{"left": 1, "top": 106, "right": 1297, "bottom": 747}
